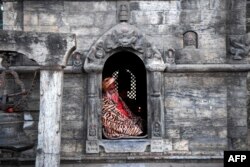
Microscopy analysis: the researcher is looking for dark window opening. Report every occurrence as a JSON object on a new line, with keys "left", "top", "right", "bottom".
{"left": 102, "top": 51, "right": 147, "bottom": 138}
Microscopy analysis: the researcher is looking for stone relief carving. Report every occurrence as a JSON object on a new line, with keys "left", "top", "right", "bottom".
{"left": 118, "top": 4, "right": 129, "bottom": 22}
{"left": 165, "top": 48, "right": 175, "bottom": 64}
{"left": 0, "top": 52, "right": 18, "bottom": 68}
{"left": 229, "top": 36, "right": 250, "bottom": 60}
{"left": 153, "top": 121, "right": 162, "bottom": 137}
{"left": 86, "top": 140, "right": 99, "bottom": 153}
{"left": 88, "top": 124, "right": 97, "bottom": 137}
{"left": 72, "top": 52, "right": 83, "bottom": 68}
{"left": 84, "top": 23, "right": 164, "bottom": 72}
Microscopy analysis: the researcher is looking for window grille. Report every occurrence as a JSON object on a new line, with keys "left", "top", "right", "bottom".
{"left": 112, "top": 69, "right": 136, "bottom": 100}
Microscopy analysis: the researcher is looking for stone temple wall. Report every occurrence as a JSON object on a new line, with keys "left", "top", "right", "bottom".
{"left": 0, "top": 0, "right": 249, "bottom": 163}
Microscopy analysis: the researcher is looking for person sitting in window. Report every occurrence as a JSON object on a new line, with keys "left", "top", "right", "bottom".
{"left": 102, "top": 77, "right": 143, "bottom": 139}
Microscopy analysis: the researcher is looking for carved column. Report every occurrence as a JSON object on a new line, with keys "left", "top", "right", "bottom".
{"left": 148, "top": 71, "right": 164, "bottom": 138}
{"left": 147, "top": 68, "right": 165, "bottom": 152}
{"left": 36, "top": 66, "right": 64, "bottom": 167}
{"left": 86, "top": 72, "right": 101, "bottom": 153}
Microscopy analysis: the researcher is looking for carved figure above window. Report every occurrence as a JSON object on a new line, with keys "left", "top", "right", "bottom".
{"left": 72, "top": 52, "right": 83, "bottom": 68}
{"left": 183, "top": 31, "right": 197, "bottom": 48}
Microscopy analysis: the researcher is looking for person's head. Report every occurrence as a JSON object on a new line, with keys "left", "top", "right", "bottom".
{"left": 102, "top": 77, "right": 116, "bottom": 92}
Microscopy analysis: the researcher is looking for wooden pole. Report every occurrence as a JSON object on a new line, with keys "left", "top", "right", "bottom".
{"left": 35, "top": 67, "right": 64, "bottom": 167}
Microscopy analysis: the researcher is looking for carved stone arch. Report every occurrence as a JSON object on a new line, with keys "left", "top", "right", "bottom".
{"left": 84, "top": 22, "right": 166, "bottom": 154}
{"left": 84, "top": 22, "right": 166, "bottom": 72}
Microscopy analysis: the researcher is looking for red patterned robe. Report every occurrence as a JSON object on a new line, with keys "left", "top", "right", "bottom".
{"left": 102, "top": 94, "right": 143, "bottom": 139}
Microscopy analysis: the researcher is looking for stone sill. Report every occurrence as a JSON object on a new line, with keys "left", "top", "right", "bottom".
{"left": 2, "top": 64, "right": 250, "bottom": 73}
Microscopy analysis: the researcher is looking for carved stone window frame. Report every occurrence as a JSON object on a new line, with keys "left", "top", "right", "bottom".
{"left": 84, "top": 23, "right": 166, "bottom": 153}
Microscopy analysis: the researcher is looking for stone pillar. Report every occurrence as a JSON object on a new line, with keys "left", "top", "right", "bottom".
{"left": 36, "top": 66, "right": 64, "bottom": 167}
{"left": 86, "top": 72, "right": 101, "bottom": 153}
{"left": 148, "top": 71, "right": 165, "bottom": 152}
{"left": 148, "top": 71, "right": 164, "bottom": 138}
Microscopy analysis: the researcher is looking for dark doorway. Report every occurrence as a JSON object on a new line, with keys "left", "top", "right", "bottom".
{"left": 102, "top": 51, "right": 147, "bottom": 136}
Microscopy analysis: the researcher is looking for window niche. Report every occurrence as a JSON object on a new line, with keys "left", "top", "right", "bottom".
{"left": 84, "top": 22, "right": 166, "bottom": 154}
{"left": 183, "top": 31, "right": 198, "bottom": 48}
{"left": 102, "top": 51, "right": 147, "bottom": 139}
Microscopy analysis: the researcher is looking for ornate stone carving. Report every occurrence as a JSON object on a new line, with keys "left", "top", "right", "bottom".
{"left": 88, "top": 124, "right": 97, "bottom": 137}
{"left": 151, "top": 139, "right": 164, "bottom": 152}
{"left": 153, "top": 121, "right": 162, "bottom": 137}
{"left": 72, "top": 52, "right": 83, "bottom": 68}
{"left": 229, "top": 36, "right": 250, "bottom": 60}
{"left": 165, "top": 48, "right": 175, "bottom": 64}
{"left": 183, "top": 31, "right": 197, "bottom": 48}
{"left": 118, "top": 4, "right": 129, "bottom": 22}
{"left": 0, "top": 52, "right": 18, "bottom": 68}
{"left": 86, "top": 140, "right": 99, "bottom": 153}
{"left": 84, "top": 23, "right": 165, "bottom": 72}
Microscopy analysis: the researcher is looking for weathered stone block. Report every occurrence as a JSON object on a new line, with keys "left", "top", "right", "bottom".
{"left": 199, "top": 34, "right": 226, "bottom": 49}
{"left": 212, "top": 119, "right": 227, "bottom": 127}
{"left": 38, "top": 13, "right": 58, "bottom": 26}
{"left": 227, "top": 10, "right": 246, "bottom": 25}
{"left": 133, "top": 1, "right": 180, "bottom": 11}
{"left": 227, "top": 0, "right": 246, "bottom": 10}
{"left": 211, "top": 108, "right": 227, "bottom": 119}
{"left": 230, "top": 138, "right": 248, "bottom": 150}
{"left": 75, "top": 35, "right": 98, "bottom": 52}
{"left": 131, "top": 11, "right": 164, "bottom": 25}
{"left": 217, "top": 128, "right": 227, "bottom": 138}
{"left": 62, "top": 14, "right": 95, "bottom": 26}
{"left": 180, "top": 10, "right": 201, "bottom": 24}
{"left": 228, "top": 108, "right": 247, "bottom": 118}
{"left": 227, "top": 25, "right": 246, "bottom": 35}
{"left": 209, "top": 0, "right": 227, "bottom": 9}
{"left": 189, "top": 138, "right": 227, "bottom": 151}
{"left": 229, "top": 118, "right": 247, "bottom": 127}
{"left": 70, "top": 26, "right": 101, "bottom": 36}
{"left": 165, "top": 127, "right": 180, "bottom": 139}
{"left": 61, "top": 139, "right": 77, "bottom": 153}
{"left": 173, "top": 139, "right": 189, "bottom": 151}
{"left": 163, "top": 139, "right": 173, "bottom": 151}
{"left": 228, "top": 127, "right": 248, "bottom": 138}
{"left": 3, "top": 11, "right": 17, "bottom": 26}
{"left": 23, "top": 1, "right": 64, "bottom": 12}
{"left": 227, "top": 97, "right": 247, "bottom": 107}
{"left": 64, "top": 74, "right": 85, "bottom": 88}
{"left": 63, "top": 1, "right": 116, "bottom": 14}
{"left": 181, "top": 0, "right": 201, "bottom": 9}
{"left": 94, "top": 12, "right": 117, "bottom": 28}
{"left": 164, "top": 10, "right": 181, "bottom": 25}
{"left": 201, "top": 10, "right": 227, "bottom": 26}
